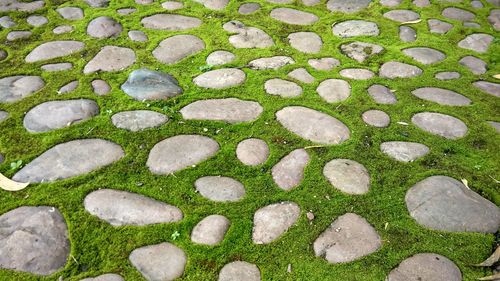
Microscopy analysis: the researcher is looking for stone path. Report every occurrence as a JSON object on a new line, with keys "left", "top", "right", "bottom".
{"left": 0, "top": 0, "right": 499, "bottom": 280}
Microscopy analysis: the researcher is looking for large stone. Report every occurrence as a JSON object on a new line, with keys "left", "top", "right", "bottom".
{"left": 129, "top": 30, "right": 148, "bottom": 42}
{"left": 265, "top": 79, "right": 302, "bottom": 98}
{"left": 272, "top": 149, "right": 310, "bottom": 191}
{"left": 249, "top": 56, "right": 294, "bottom": 70}
{"left": 7, "top": 31, "right": 31, "bottom": 41}
{"left": 270, "top": 8, "right": 319, "bottom": 25}
{"left": 411, "top": 112, "right": 467, "bottom": 139}
{"left": 362, "top": 110, "right": 390, "bottom": 127}
{"left": 87, "top": 16, "right": 122, "bottom": 38}
{"left": 288, "top": 32, "right": 322, "bottom": 54}
{"left": 121, "top": 68, "right": 183, "bottom": 101}
{"left": 340, "top": 41, "right": 383, "bottom": 63}
{"left": 80, "top": 274, "right": 124, "bottom": 281}
{"left": 147, "top": 135, "right": 219, "bottom": 175}
{"left": 402, "top": 47, "right": 445, "bottom": 65}
{"left": 327, "top": 0, "right": 372, "bottom": 13}
{"left": 0, "top": 16, "right": 16, "bottom": 28}
{"left": 323, "top": 159, "right": 370, "bottom": 195}
{"left": 24, "top": 99, "right": 99, "bottom": 133}
{"left": 223, "top": 21, "right": 274, "bottom": 49}
{"left": 219, "top": 261, "right": 261, "bottom": 281}
{"left": 25, "top": 41, "right": 84, "bottom": 63}
{"left": 0, "top": 76, "right": 44, "bottom": 103}
{"left": 379, "top": 62, "right": 422, "bottom": 79}
{"left": 57, "top": 7, "right": 83, "bottom": 20}
{"left": 313, "top": 213, "right": 381, "bottom": 263}
{"left": 194, "top": 0, "right": 228, "bottom": 10}
{"left": 428, "top": 19, "right": 453, "bottom": 34}
{"left": 316, "top": 79, "right": 351, "bottom": 103}
{"left": 180, "top": 98, "right": 262, "bottom": 123}
{"left": 442, "top": 7, "right": 475, "bottom": 21}
{"left": 411, "top": 87, "right": 471, "bottom": 106}
{"left": 0, "top": 206, "right": 69, "bottom": 276}
{"left": 141, "top": 14, "right": 202, "bottom": 30}
{"left": 195, "top": 176, "right": 246, "bottom": 202}
{"left": 193, "top": 69, "right": 246, "bottom": 89}
{"left": 339, "top": 68, "right": 374, "bottom": 80}
{"left": 384, "top": 9, "right": 420, "bottom": 22}
{"left": 153, "top": 35, "right": 205, "bottom": 64}
{"left": 381, "top": 0, "right": 402, "bottom": 6}
{"left": 129, "top": 243, "right": 186, "bottom": 281}
{"left": 333, "top": 20, "right": 379, "bottom": 37}
{"left": 112, "top": 110, "right": 168, "bottom": 131}
{"left": 458, "top": 33, "right": 494, "bottom": 53}
{"left": 84, "top": 46, "right": 135, "bottom": 74}
{"left": 236, "top": 138, "right": 269, "bottom": 166}
{"left": 380, "top": 141, "right": 429, "bottom": 162}
{"left": 276, "top": 106, "right": 350, "bottom": 145}
{"left": 238, "top": 3, "right": 260, "bottom": 14}
{"left": 191, "top": 215, "right": 230, "bottom": 245}
{"left": 0, "top": 0, "right": 44, "bottom": 12}
{"left": 473, "top": 81, "right": 500, "bottom": 97}
{"left": 206, "top": 50, "right": 235, "bottom": 65}
{"left": 13, "top": 139, "right": 124, "bottom": 183}
{"left": 252, "top": 202, "right": 300, "bottom": 244}
{"left": 489, "top": 9, "right": 500, "bottom": 30}
{"left": 387, "top": 253, "right": 462, "bottom": 281}
{"left": 367, "top": 84, "right": 397, "bottom": 104}
{"left": 459, "top": 56, "right": 487, "bottom": 74}
{"left": 406, "top": 176, "right": 500, "bottom": 233}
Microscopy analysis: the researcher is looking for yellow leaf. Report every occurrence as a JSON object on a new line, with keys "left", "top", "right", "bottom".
{"left": 494, "top": 74, "right": 500, "bottom": 79}
{"left": 461, "top": 178, "right": 469, "bottom": 188}
{"left": 401, "top": 19, "right": 422, "bottom": 24}
{"left": 0, "top": 172, "right": 29, "bottom": 191}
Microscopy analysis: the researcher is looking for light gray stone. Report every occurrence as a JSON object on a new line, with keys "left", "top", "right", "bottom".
{"left": 249, "top": 56, "right": 294, "bottom": 70}
{"left": 384, "top": 9, "right": 420, "bottom": 22}
{"left": 412, "top": 87, "right": 471, "bottom": 106}
{"left": 399, "top": 26, "right": 417, "bottom": 42}
{"left": 340, "top": 41, "right": 384, "bottom": 63}
{"left": 327, "top": 0, "right": 372, "bottom": 13}
{"left": 162, "top": 1, "right": 183, "bottom": 10}
{"left": 403, "top": 48, "right": 445, "bottom": 65}
{"left": 379, "top": 61, "right": 422, "bottom": 79}
{"left": 252, "top": 202, "right": 300, "bottom": 244}
{"left": 265, "top": 79, "right": 302, "bottom": 98}
{"left": 380, "top": 0, "right": 402, "bottom": 6}
{"left": 117, "top": 8, "right": 136, "bottom": 14}
{"left": 428, "top": 19, "right": 453, "bottom": 34}
{"left": 206, "top": 51, "right": 235, "bottom": 65}
{"left": 180, "top": 98, "right": 262, "bottom": 123}
{"left": 308, "top": 58, "right": 340, "bottom": 70}
{"left": 387, "top": 253, "right": 461, "bottom": 281}
{"left": 191, "top": 215, "right": 230, "bottom": 245}
{"left": 0, "top": 49, "right": 6, "bottom": 61}
{"left": 53, "top": 25, "right": 74, "bottom": 34}
{"left": 0, "top": 0, "right": 44, "bottom": 12}
{"left": 80, "top": 273, "right": 124, "bottom": 281}
{"left": 367, "top": 84, "right": 397, "bottom": 104}
{"left": 41, "top": 63, "right": 72, "bottom": 72}
{"left": 195, "top": 176, "right": 246, "bottom": 202}
{"left": 0, "top": 111, "right": 7, "bottom": 123}
{"left": 435, "top": 71, "right": 460, "bottom": 80}
{"left": 381, "top": 141, "right": 429, "bottom": 162}
{"left": 219, "top": 261, "right": 261, "bottom": 281}
{"left": 112, "top": 110, "right": 168, "bottom": 131}
{"left": 0, "top": 76, "right": 44, "bottom": 103}
{"left": 339, "top": 68, "right": 374, "bottom": 80}
{"left": 85, "top": 0, "right": 110, "bottom": 7}
{"left": 58, "top": 80, "right": 79, "bottom": 94}
{"left": 57, "top": 7, "right": 83, "bottom": 20}
{"left": 362, "top": 110, "right": 390, "bottom": 127}
{"left": 288, "top": 32, "right": 322, "bottom": 54}
{"left": 153, "top": 35, "right": 205, "bottom": 64}
{"left": 194, "top": 0, "right": 229, "bottom": 10}
{"left": 87, "top": 16, "right": 122, "bottom": 38}
{"left": 141, "top": 14, "right": 202, "bottom": 30}
{"left": 239, "top": 3, "right": 260, "bottom": 14}
{"left": 25, "top": 41, "right": 84, "bottom": 63}
{"left": 442, "top": 7, "right": 475, "bottom": 21}
{"left": 0, "top": 16, "right": 16, "bottom": 28}
{"left": 333, "top": 20, "right": 379, "bottom": 37}
{"left": 129, "top": 243, "right": 186, "bottom": 281}
{"left": 272, "top": 149, "right": 310, "bottom": 191}
{"left": 193, "top": 69, "right": 246, "bottom": 89}
{"left": 223, "top": 21, "right": 274, "bottom": 48}
{"left": 459, "top": 56, "right": 486, "bottom": 74}
{"left": 270, "top": 8, "right": 319, "bottom": 25}
{"left": 458, "top": 33, "right": 494, "bottom": 53}
{"left": 489, "top": 9, "right": 500, "bottom": 30}
{"left": 323, "top": 159, "right": 370, "bottom": 195}
{"left": 473, "top": 81, "right": 500, "bottom": 97}
{"left": 317, "top": 79, "right": 351, "bottom": 103}
{"left": 411, "top": 112, "right": 467, "bottom": 139}
{"left": 92, "top": 79, "right": 111, "bottom": 95}
{"left": 236, "top": 138, "right": 269, "bottom": 166}
{"left": 121, "top": 68, "right": 182, "bottom": 101}
{"left": 7, "top": 31, "right": 31, "bottom": 41}
{"left": 288, "top": 68, "right": 315, "bottom": 84}
{"left": 303, "top": 0, "right": 321, "bottom": 5}
{"left": 84, "top": 46, "right": 135, "bottom": 74}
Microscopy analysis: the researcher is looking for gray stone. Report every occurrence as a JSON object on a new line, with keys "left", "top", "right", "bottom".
{"left": 0, "top": 0, "right": 44, "bottom": 12}
{"left": 435, "top": 71, "right": 460, "bottom": 80}
{"left": 277, "top": 106, "right": 350, "bottom": 145}
{"left": 265, "top": 79, "right": 302, "bottom": 98}
{"left": 87, "top": 16, "right": 122, "bottom": 38}
{"left": 57, "top": 7, "right": 84, "bottom": 20}
{"left": 327, "top": 0, "right": 372, "bottom": 13}
{"left": 339, "top": 68, "right": 375, "bottom": 80}
{"left": 195, "top": 176, "right": 246, "bottom": 202}
{"left": 236, "top": 138, "right": 269, "bottom": 166}
{"left": 413, "top": 0, "right": 430, "bottom": 6}
{"left": 442, "top": 7, "right": 475, "bottom": 21}
{"left": 316, "top": 79, "right": 351, "bottom": 103}
{"left": 53, "top": 25, "right": 74, "bottom": 34}
{"left": 194, "top": 0, "right": 229, "bottom": 10}
{"left": 193, "top": 68, "right": 246, "bottom": 89}
{"left": 7, "top": 31, "right": 31, "bottom": 41}
{"left": 162, "top": 1, "right": 183, "bottom": 10}
{"left": 85, "top": 0, "right": 110, "bottom": 7}
{"left": 180, "top": 98, "right": 262, "bottom": 123}
{"left": 313, "top": 213, "right": 381, "bottom": 263}
{"left": 239, "top": 3, "right": 260, "bottom": 14}
{"left": 489, "top": 9, "right": 500, "bottom": 30}
{"left": 25, "top": 41, "right": 84, "bottom": 63}
{"left": 333, "top": 20, "right": 379, "bottom": 37}
{"left": 459, "top": 56, "right": 487, "bottom": 74}
{"left": 303, "top": 0, "right": 321, "bottom": 5}
{"left": 428, "top": 19, "right": 453, "bottom": 34}
{"left": 362, "top": 110, "right": 390, "bottom": 127}
{"left": 206, "top": 51, "right": 235, "bottom": 65}
{"left": 84, "top": 46, "right": 135, "bottom": 74}
{"left": 381, "top": 141, "right": 429, "bottom": 162}
{"left": 117, "top": 8, "right": 136, "bottom": 15}
{"left": 153, "top": 35, "right": 205, "bottom": 65}
{"left": 252, "top": 202, "right": 300, "bottom": 244}
{"left": 136, "top": 0, "right": 153, "bottom": 4}
{"left": 142, "top": 14, "right": 202, "bottom": 30}
{"left": 488, "top": 121, "right": 500, "bottom": 133}
{"left": 399, "top": 26, "right": 417, "bottom": 42}
{"left": 147, "top": 135, "right": 219, "bottom": 175}
{"left": 267, "top": 0, "right": 292, "bottom": 2}
{"left": 308, "top": 58, "right": 340, "bottom": 70}
{"left": 464, "top": 21, "right": 481, "bottom": 28}
{"left": 0, "top": 16, "right": 16, "bottom": 28}
{"left": 458, "top": 33, "right": 494, "bottom": 53}
{"left": 112, "top": 110, "right": 168, "bottom": 132}
{"left": 270, "top": 8, "right": 319, "bottom": 25}
{"left": 58, "top": 80, "right": 79, "bottom": 94}
{"left": 24, "top": 99, "right": 98, "bottom": 133}
{"left": 272, "top": 149, "right": 310, "bottom": 191}
{"left": 473, "top": 81, "right": 500, "bottom": 97}
{"left": 13, "top": 139, "right": 124, "bottom": 183}
{"left": 129, "top": 243, "right": 186, "bottom": 281}
{"left": 487, "top": 0, "right": 500, "bottom": 6}
{"left": 0, "top": 111, "right": 8, "bottom": 123}
{"left": 379, "top": 61, "right": 422, "bottom": 79}
{"left": 412, "top": 87, "right": 471, "bottom": 106}
{"left": 406, "top": 176, "right": 500, "bottom": 233}
{"left": 380, "top": 0, "right": 402, "bottom": 6}
{"left": 387, "top": 253, "right": 461, "bottom": 281}
{"left": 323, "top": 159, "right": 370, "bottom": 195}
{"left": 403, "top": 47, "right": 445, "bottom": 65}
{"left": 41, "top": 63, "right": 72, "bottom": 72}
{"left": 92, "top": 79, "right": 111, "bottom": 95}
{"left": 80, "top": 274, "right": 124, "bottom": 281}
{"left": 384, "top": 10, "right": 420, "bottom": 22}
{"left": 288, "top": 68, "right": 315, "bottom": 84}
{"left": 84, "top": 189, "right": 182, "bottom": 226}
{"left": 0, "top": 206, "right": 69, "bottom": 276}
{"left": 191, "top": 215, "right": 230, "bottom": 245}
{"left": 411, "top": 112, "right": 467, "bottom": 139}
{"left": 288, "top": 32, "right": 322, "bottom": 54}
{"left": 249, "top": 56, "right": 294, "bottom": 70}
{"left": 367, "top": 84, "right": 397, "bottom": 104}
{"left": 340, "top": 41, "right": 384, "bottom": 63}
{"left": 0, "top": 76, "right": 44, "bottom": 103}
{"left": 121, "top": 68, "right": 182, "bottom": 101}
{"left": 0, "top": 49, "right": 6, "bottom": 61}
{"left": 223, "top": 21, "right": 274, "bottom": 49}
{"left": 219, "top": 261, "right": 261, "bottom": 281}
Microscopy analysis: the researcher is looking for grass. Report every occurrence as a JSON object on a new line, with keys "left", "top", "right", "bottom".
{"left": 0, "top": 0, "right": 499, "bottom": 280}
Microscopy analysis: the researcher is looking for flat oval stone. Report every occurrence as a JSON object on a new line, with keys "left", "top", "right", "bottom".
{"left": 194, "top": 0, "right": 228, "bottom": 10}
{"left": 362, "top": 110, "right": 390, "bottom": 127}
{"left": 112, "top": 110, "right": 168, "bottom": 131}
{"left": 367, "top": 84, "right": 397, "bottom": 104}
{"left": 25, "top": 41, "right": 84, "bottom": 63}
{"left": 236, "top": 138, "right": 269, "bottom": 166}
{"left": 406, "top": 175, "right": 500, "bottom": 233}
{"left": 403, "top": 47, "right": 445, "bottom": 65}
{"left": 162, "top": 1, "right": 183, "bottom": 10}
{"left": 84, "top": 189, "right": 182, "bottom": 226}
{"left": 288, "top": 32, "right": 322, "bottom": 54}
{"left": 129, "top": 30, "right": 146, "bottom": 40}
{"left": 381, "top": 0, "right": 402, "bottom": 6}
{"left": 252, "top": 202, "right": 300, "bottom": 244}
{"left": 323, "top": 159, "right": 370, "bottom": 195}
{"left": 265, "top": 79, "right": 302, "bottom": 98}
{"left": 58, "top": 80, "right": 79, "bottom": 94}
{"left": 238, "top": 3, "right": 260, "bottom": 14}
{"left": 249, "top": 56, "right": 294, "bottom": 70}
{"left": 412, "top": 87, "right": 471, "bottom": 106}
{"left": 27, "top": 15, "right": 47, "bottom": 26}
{"left": 270, "top": 8, "right": 319, "bottom": 25}
{"left": 117, "top": 8, "right": 136, "bottom": 15}
{"left": 0, "top": 110, "right": 7, "bottom": 123}
{"left": 195, "top": 176, "right": 246, "bottom": 202}
{"left": 384, "top": 9, "right": 420, "bottom": 22}
{"left": 381, "top": 141, "right": 429, "bottom": 162}
{"left": 458, "top": 33, "right": 494, "bottom": 53}
{"left": 13, "top": 139, "right": 125, "bottom": 183}
{"left": 84, "top": 46, "right": 135, "bottom": 74}
{"left": 339, "top": 68, "right": 374, "bottom": 80}
{"left": 435, "top": 71, "right": 460, "bottom": 80}
{"left": 53, "top": 25, "right": 74, "bottom": 34}
{"left": 387, "top": 253, "right": 462, "bottom": 281}
{"left": 428, "top": 19, "right": 453, "bottom": 34}
{"left": 459, "top": 56, "right": 486, "bottom": 74}
{"left": 80, "top": 274, "right": 124, "bottom": 281}
{"left": 147, "top": 135, "right": 219, "bottom": 175}
{"left": 399, "top": 26, "right": 417, "bottom": 42}
{"left": 489, "top": 9, "right": 500, "bottom": 30}
{"left": 121, "top": 68, "right": 183, "bottom": 101}
{"left": 193, "top": 68, "right": 246, "bottom": 89}
{"left": 7, "top": 31, "right": 31, "bottom": 41}
{"left": 223, "top": 21, "right": 274, "bottom": 49}
{"left": 57, "top": 7, "right": 83, "bottom": 20}
{"left": 473, "top": 81, "right": 500, "bottom": 97}
{"left": 206, "top": 50, "right": 235, "bottom": 65}
{"left": 153, "top": 35, "right": 205, "bottom": 64}
{"left": 308, "top": 57, "right": 340, "bottom": 70}
{"left": 141, "top": 14, "right": 202, "bottom": 30}
{"left": 191, "top": 215, "right": 230, "bottom": 245}
{"left": 379, "top": 61, "right": 422, "bottom": 79}
{"left": 41, "top": 62, "right": 72, "bottom": 72}
{"left": 276, "top": 106, "right": 350, "bottom": 145}
{"left": 129, "top": 243, "right": 186, "bottom": 281}
{"left": 411, "top": 112, "right": 467, "bottom": 139}
{"left": 92, "top": 80, "right": 111, "bottom": 96}
{"left": 333, "top": 20, "right": 379, "bottom": 37}
{"left": 24, "top": 99, "right": 99, "bottom": 133}
{"left": 272, "top": 149, "right": 310, "bottom": 191}
{"left": 288, "top": 68, "right": 315, "bottom": 84}
{"left": 327, "top": 0, "right": 372, "bottom": 13}
{"left": 87, "top": 16, "right": 122, "bottom": 38}
{"left": 0, "top": 0, "right": 44, "bottom": 12}
{"left": 0, "top": 76, "right": 44, "bottom": 103}
{"left": 340, "top": 41, "right": 384, "bottom": 63}
{"left": 180, "top": 98, "right": 262, "bottom": 123}
{"left": 219, "top": 261, "right": 261, "bottom": 281}
{"left": 316, "top": 79, "right": 351, "bottom": 103}
{"left": 442, "top": 7, "right": 475, "bottom": 21}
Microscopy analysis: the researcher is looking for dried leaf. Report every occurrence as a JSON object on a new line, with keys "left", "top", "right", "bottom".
{"left": 493, "top": 74, "right": 500, "bottom": 79}
{"left": 397, "top": 122, "right": 409, "bottom": 126}
{"left": 475, "top": 246, "right": 500, "bottom": 267}
{"left": 478, "top": 273, "right": 500, "bottom": 280}
{"left": 401, "top": 19, "right": 422, "bottom": 24}
{"left": 461, "top": 178, "right": 469, "bottom": 189}
{"left": 0, "top": 172, "right": 29, "bottom": 191}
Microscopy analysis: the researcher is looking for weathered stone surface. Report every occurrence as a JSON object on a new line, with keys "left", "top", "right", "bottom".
{"left": 236, "top": 138, "right": 269, "bottom": 166}
{"left": 339, "top": 68, "right": 374, "bottom": 80}
{"left": 91, "top": 79, "right": 110, "bottom": 95}
{"left": 239, "top": 3, "right": 260, "bottom": 14}
{"left": 362, "top": 110, "right": 390, "bottom": 127}
{"left": 249, "top": 56, "right": 294, "bottom": 70}
{"left": 399, "top": 26, "right": 416, "bottom": 42}
{"left": 194, "top": 0, "right": 228, "bottom": 10}
{"left": 303, "top": 0, "right": 321, "bottom": 5}
{"left": 459, "top": 56, "right": 487, "bottom": 74}
{"left": 413, "top": 0, "right": 430, "bottom": 6}
{"left": 333, "top": 20, "right": 379, "bottom": 37}
{"left": 270, "top": 8, "right": 319, "bottom": 25}
{"left": 316, "top": 79, "right": 351, "bottom": 102}
{"left": 0, "top": 0, "right": 44, "bottom": 12}
{"left": 379, "top": 62, "right": 422, "bottom": 79}
{"left": 153, "top": 35, "right": 205, "bottom": 64}
{"left": 57, "top": 7, "right": 83, "bottom": 20}
{"left": 458, "top": 33, "right": 494, "bottom": 53}
{"left": 0, "top": 76, "right": 44, "bottom": 103}
{"left": 340, "top": 41, "right": 383, "bottom": 63}
{"left": 128, "top": 30, "right": 148, "bottom": 42}
{"left": 442, "top": 7, "right": 475, "bottom": 21}
{"left": 80, "top": 274, "right": 124, "bottom": 281}
{"left": 276, "top": 106, "right": 350, "bottom": 145}
{"left": 288, "top": 68, "right": 314, "bottom": 84}
{"left": 0, "top": 49, "right": 6, "bottom": 61}
{"left": 85, "top": 0, "right": 110, "bottom": 7}
{"left": 129, "top": 243, "right": 186, "bottom": 281}
{"left": 308, "top": 58, "right": 340, "bottom": 70}
{"left": 195, "top": 176, "right": 246, "bottom": 202}
{"left": 191, "top": 215, "right": 230, "bottom": 245}
{"left": 272, "top": 149, "right": 310, "bottom": 191}
{"left": 162, "top": 1, "right": 183, "bottom": 10}
{"left": 206, "top": 50, "right": 235, "bottom": 65}
{"left": 384, "top": 9, "right": 420, "bottom": 22}
{"left": 0, "top": 206, "right": 69, "bottom": 276}
{"left": 223, "top": 21, "right": 274, "bottom": 48}
{"left": 252, "top": 202, "right": 300, "bottom": 244}
{"left": 412, "top": 87, "right": 471, "bottom": 106}
{"left": 87, "top": 16, "right": 122, "bottom": 38}
{"left": 473, "top": 81, "right": 500, "bottom": 97}
{"left": 380, "top": 0, "right": 402, "bottom": 6}
{"left": 387, "top": 253, "right": 462, "bottom": 281}
{"left": 147, "top": 135, "right": 219, "bottom": 175}
{"left": 84, "top": 46, "right": 135, "bottom": 74}
{"left": 327, "top": 0, "right": 372, "bottom": 13}
{"left": 13, "top": 139, "right": 124, "bottom": 183}
{"left": 288, "top": 32, "right": 322, "bottom": 54}
{"left": 25, "top": 41, "right": 84, "bottom": 63}
{"left": 180, "top": 98, "right": 262, "bottom": 123}
{"left": 313, "top": 213, "right": 381, "bottom": 263}
{"left": 406, "top": 176, "right": 500, "bottom": 233}
{"left": 489, "top": 9, "right": 500, "bottom": 30}
{"left": 435, "top": 71, "right": 460, "bottom": 80}
{"left": 58, "top": 80, "right": 79, "bottom": 94}
{"left": 121, "top": 68, "right": 182, "bottom": 101}
{"left": 219, "top": 261, "right": 261, "bottom": 281}
{"left": 367, "top": 84, "right": 397, "bottom": 104}
{"left": 7, "top": 31, "right": 31, "bottom": 41}
{"left": 141, "top": 14, "right": 202, "bottom": 30}
{"left": 403, "top": 48, "right": 445, "bottom": 65}
{"left": 265, "top": 79, "right": 302, "bottom": 98}
{"left": 471, "top": 0, "right": 484, "bottom": 8}
{"left": 381, "top": 141, "right": 429, "bottom": 162}
{"left": 53, "top": 25, "right": 74, "bottom": 34}
{"left": 193, "top": 69, "right": 246, "bottom": 89}
{"left": 0, "top": 16, "right": 16, "bottom": 28}
{"left": 323, "top": 159, "right": 370, "bottom": 195}
{"left": 428, "top": 19, "right": 453, "bottom": 34}
{"left": 112, "top": 110, "right": 168, "bottom": 131}
{"left": 117, "top": 8, "right": 136, "bottom": 15}
{"left": 41, "top": 63, "right": 72, "bottom": 72}
{"left": 412, "top": 112, "right": 467, "bottom": 139}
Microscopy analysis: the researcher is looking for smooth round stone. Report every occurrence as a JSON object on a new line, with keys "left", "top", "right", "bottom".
{"left": 323, "top": 159, "right": 370, "bottom": 195}
{"left": 362, "top": 110, "right": 390, "bottom": 127}
{"left": 379, "top": 61, "right": 422, "bottom": 79}
{"left": 191, "top": 215, "right": 230, "bottom": 245}
{"left": 317, "top": 79, "right": 351, "bottom": 102}
{"left": 489, "top": 9, "right": 500, "bottom": 30}
{"left": 25, "top": 41, "right": 84, "bottom": 63}
{"left": 85, "top": 189, "right": 182, "bottom": 226}
{"left": 399, "top": 26, "right": 416, "bottom": 42}
{"left": 249, "top": 56, "right": 294, "bottom": 70}
{"left": 141, "top": 14, "right": 202, "bottom": 30}
{"left": 24, "top": 99, "right": 98, "bottom": 133}
{"left": 153, "top": 35, "right": 205, "bottom": 65}
{"left": 112, "top": 110, "right": 168, "bottom": 132}
{"left": 384, "top": 9, "right": 420, "bottom": 22}
{"left": 41, "top": 62, "right": 72, "bottom": 72}
{"left": 195, "top": 176, "right": 246, "bottom": 202}
{"left": 265, "top": 79, "right": 302, "bottom": 98}
{"left": 121, "top": 68, "right": 182, "bottom": 101}
{"left": 180, "top": 98, "right": 262, "bottom": 123}
{"left": 219, "top": 261, "right": 261, "bottom": 281}
{"left": 380, "top": 0, "right": 402, "bottom": 6}
{"left": 288, "top": 68, "right": 314, "bottom": 84}
{"left": 147, "top": 135, "right": 219, "bottom": 175}
{"left": 80, "top": 273, "right": 124, "bottom": 281}
{"left": 0, "top": 0, "right": 44, "bottom": 12}
{"left": 435, "top": 71, "right": 460, "bottom": 80}
{"left": 464, "top": 21, "right": 481, "bottom": 28}
{"left": 270, "top": 8, "right": 319, "bottom": 25}
{"left": 333, "top": 20, "right": 379, "bottom": 37}
{"left": 272, "top": 149, "right": 310, "bottom": 191}
{"left": 206, "top": 50, "right": 235, "bottom": 66}
{"left": 406, "top": 176, "right": 500, "bottom": 233}
{"left": 0, "top": 206, "right": 69, "bottom": 276}
{"left": 0, "top": 111, "right": 8, "bottom": 123}
{"left": 87, "top": 16, "right": 122, "bottom": 38}
{"left": 276, "top": 106, "right": 350, "bottom": 145}
{"left": 136, "top": 0, "right": 153, "bottom": 4}
{"left": 412, "top": 87, "right": 471, "bottom": 106}
{"left": 367, "top": 84, "right": 397, "bottom": 104}
{"left": 7, "top": 31, "right": 31, "bottom": 41}
{"left": 53, "top": 25, "right": 74, "bottom": 34}
{"left": 413, "top": 0, "right": 430, "bottom": 7}
{"left": 223, "top": 21, "right": 274, "bottom": 49}
{"left": 308, "top": 58, "right": 340, "bottom": 70}
{"left": 92, "top": 79, "right": 110, "bottom": 95}
{"left": 428, "top": 19, "right": 453, "bottom": 34}
{"left": 340, "top": 41, "right": 384, "bottom": 63}
{"left": 471, "top": 0, "right": 484, "bottom": 8}
{"left": 458, "top": 33, "right": 494, "bottom": 53}
{"left": 403, "top": 48, "right": 445, "bottom": 65}
{"left": 381, "top": 141, "right": 429, "bottom": 162}
{"left": 252, "top": 202, "right": 300, "bottom": 244}
{"left": 58, "top": 80, "right": 79, "bottom": 94}
{"left": 162, "top": 1, "right": 183, "bottom": 10}
{"left": 459, "top": 56, "right": 486, "bottom": 74}
{"left": 488, "top": 121, "right": 500, "bottom": 133}
{"left": 327, "top": 0, "right": 372, "bottom": 13}
{"left": 193, "top": 68, "right": 246, "bottom": 89}
{"left": 117, "top": 8, "right": 136, "bottom": 14}
{"left": 57, "top": 7, "right": 84, "bottom": 20}
{"left": 339, "top": 68, "right": 374, "bottom": 80}
{"left": 0, "top": 76, "right": 45, "bottom": 103}
{"left": 474, "top": 81, "right": 500, "bottom": 97}
{"left": 128, "top": 30, "right": 147, "bottom": 42}
{"left": 387, "top": 253, "right": 461, "bottom": 281}
{"left": 13, "top": 139, "right": 124, "bottom": 183}
{"left": 238, "top": 3, "right": 260, "bottom": 14}
{"left": 412, "top": 112, "right": 467, "bottom": 139}
{"left": 129, "top": 243, "right": 186, "bottom": 281}
{"left": 442, "top": 7, "right": 475, "bottom": 21}
{"left": 83, "top": 46, "right": 135, "bottom": 74}
{"left": 303, "top": 0, "right": 321, "bottom": 5}
{"left": 0, "top": 16, "right": 16, "bottom": 28}
{"left": 288, "top": 32, "right": 322, "bottom": 54}
{"left": 194, "top": 0, "right": 228, "bottom": 10}
{"left": 236, "top": 138, "right": 269, "bottom": 166}
{"left": 85, "top": 0, "right": 110, "bottom": 7}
